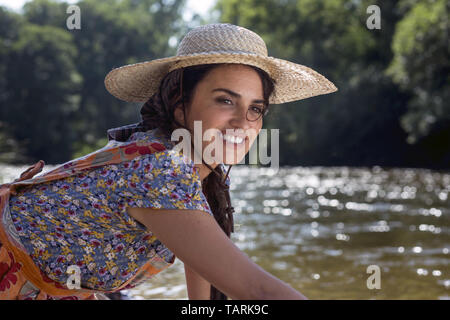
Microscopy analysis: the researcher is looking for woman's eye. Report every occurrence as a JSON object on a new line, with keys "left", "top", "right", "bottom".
{"left": 251, "top": 106, "right": 264, "bottom": 114}
{"left": 217, "top": 98, "right": 232, "bottom": 105}
{"left": 217, "top": 98, "right": 265, "bottom": 114}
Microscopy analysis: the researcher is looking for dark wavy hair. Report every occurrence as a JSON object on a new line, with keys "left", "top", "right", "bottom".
{"left": 109, "top": 63, "right": 276, "bottom": 299}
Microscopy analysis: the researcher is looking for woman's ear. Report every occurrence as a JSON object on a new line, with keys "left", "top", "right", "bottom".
{"left": 174, "top": 106, "right": 185, "bottom": 126}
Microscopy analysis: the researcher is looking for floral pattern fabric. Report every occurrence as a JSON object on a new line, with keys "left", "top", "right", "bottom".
{"left": 0, "top": 241, "right": 97, "bottom": 299}
{"left": 0, "top": 128, "right": 228, "bottom": 298}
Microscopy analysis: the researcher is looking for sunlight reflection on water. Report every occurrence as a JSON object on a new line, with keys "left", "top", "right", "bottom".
{"left": 125, "top": 165, "right": 449, "bottom": 299}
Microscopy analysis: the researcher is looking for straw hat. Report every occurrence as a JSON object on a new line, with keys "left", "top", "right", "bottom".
{"left": 104, "top": 23, "right": 337, "bottom": 104}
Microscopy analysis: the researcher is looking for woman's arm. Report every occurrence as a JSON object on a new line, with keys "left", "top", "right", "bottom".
{"left": 128, "top": 207, "right": 308, "bottom": 300}
{"left": 184, "top": 263, "right": 211, "bottom": 300}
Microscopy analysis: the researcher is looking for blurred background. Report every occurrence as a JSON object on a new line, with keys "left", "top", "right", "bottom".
{"left": 0, "top": 0, "right": 448, "bottom": 299}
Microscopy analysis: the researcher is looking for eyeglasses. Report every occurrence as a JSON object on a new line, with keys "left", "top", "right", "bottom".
{"left": 246, "top": 106, "right": 269, "bottom": 122}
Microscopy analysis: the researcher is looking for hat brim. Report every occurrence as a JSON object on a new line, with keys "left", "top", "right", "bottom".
{"left": 104, "top": 52, "right": 338, "bottom": 105}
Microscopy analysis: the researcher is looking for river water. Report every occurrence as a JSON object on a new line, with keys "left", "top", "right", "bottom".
{"left": 1, "top": 164, "right": 449, "bottom": 299}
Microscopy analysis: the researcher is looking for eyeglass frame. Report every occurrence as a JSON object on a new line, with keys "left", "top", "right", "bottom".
{"left": 246, "top": 105, "right": 269, "bottom": 122}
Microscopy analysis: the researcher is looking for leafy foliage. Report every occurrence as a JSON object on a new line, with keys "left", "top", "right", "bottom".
{"left": 387, "top": 0, "right": 449, "bottom": 148}
{"left": 0, "top": 0, "right": 448, "bottom": 168}
{"left": 215, "top": 0, "right": 449, "bottom": 168}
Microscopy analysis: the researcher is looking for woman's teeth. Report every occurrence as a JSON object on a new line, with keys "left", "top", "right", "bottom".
{"left": 223, "top": 134, "right": 244, "bottom": 144}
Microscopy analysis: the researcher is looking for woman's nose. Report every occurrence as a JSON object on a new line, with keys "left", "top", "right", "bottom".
{"left": 230, "top": 106, "right": 254, "bottom": 129}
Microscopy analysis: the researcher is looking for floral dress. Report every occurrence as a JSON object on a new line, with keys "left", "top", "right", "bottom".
{"left": 0, "top": 128, "right": 229, "bottom": 299}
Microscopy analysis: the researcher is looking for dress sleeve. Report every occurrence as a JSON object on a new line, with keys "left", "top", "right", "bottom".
{"left": 118, "top": 148, "right": 213, "bottom": 216}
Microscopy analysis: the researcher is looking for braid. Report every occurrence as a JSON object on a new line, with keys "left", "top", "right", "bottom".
{"left": 202, "top": 165, "right": 234, "bottom": 300}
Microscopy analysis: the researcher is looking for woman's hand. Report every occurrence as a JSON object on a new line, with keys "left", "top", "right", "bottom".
{"left": 184, "top": 263, "right": 211, "bottom": 300}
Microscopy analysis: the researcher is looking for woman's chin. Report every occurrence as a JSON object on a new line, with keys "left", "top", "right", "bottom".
{"left": 222, "top": 145, "right": 247, "bottom": 164}
{"left": 222, "top": 154, "right": 246, "bottom": 165}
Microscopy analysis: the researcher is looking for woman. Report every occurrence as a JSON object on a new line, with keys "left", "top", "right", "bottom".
{"left": 0, "top": 23, "right": 337, "bottom": 300}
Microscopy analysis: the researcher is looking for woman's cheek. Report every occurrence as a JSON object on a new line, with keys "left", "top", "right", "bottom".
{"left": 247, "top": 136, "right": 257, "bottom": 153}
{"left": 249, "top": 129, "right": 260, "bottom": 147}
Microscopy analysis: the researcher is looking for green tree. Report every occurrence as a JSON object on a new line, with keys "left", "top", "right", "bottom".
{"left": 23, "top": 0, "right": 187, "bottom": 158}
{"left": 2, "top": 22, "right": 81, "bottom": 163}
{"left": 0, "top": 121, "right": 28, "bottom": 163}
{"left": 386, "top": 0, "right": 450, "bottom": 165}
{"left": 1, "top": 0, "right": 187, "bottom": 163}
{"left": 23, "top": 0, "right": 68, "bottom": 26}
{"left": 216, "top": 0, "right": 413, "bottom": 166}
{"left": 0, "top": 8, "right": 24, "bottom": 161}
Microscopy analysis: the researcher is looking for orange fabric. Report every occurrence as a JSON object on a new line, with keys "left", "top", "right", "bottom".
{"left": 0, "top": 161, "right": 94, "bottom": 299}
{"left": 0, "top": 138, "right": 175, "bottom": 299}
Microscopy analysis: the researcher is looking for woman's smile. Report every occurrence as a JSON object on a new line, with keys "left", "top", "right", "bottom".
{"left": 219, "top": 131, "right": 248, "bottom": 146}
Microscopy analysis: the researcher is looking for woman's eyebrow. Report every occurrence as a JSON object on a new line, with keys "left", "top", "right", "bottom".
{"left": 211, "top": 88, "right": 265, "bottom": 104}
